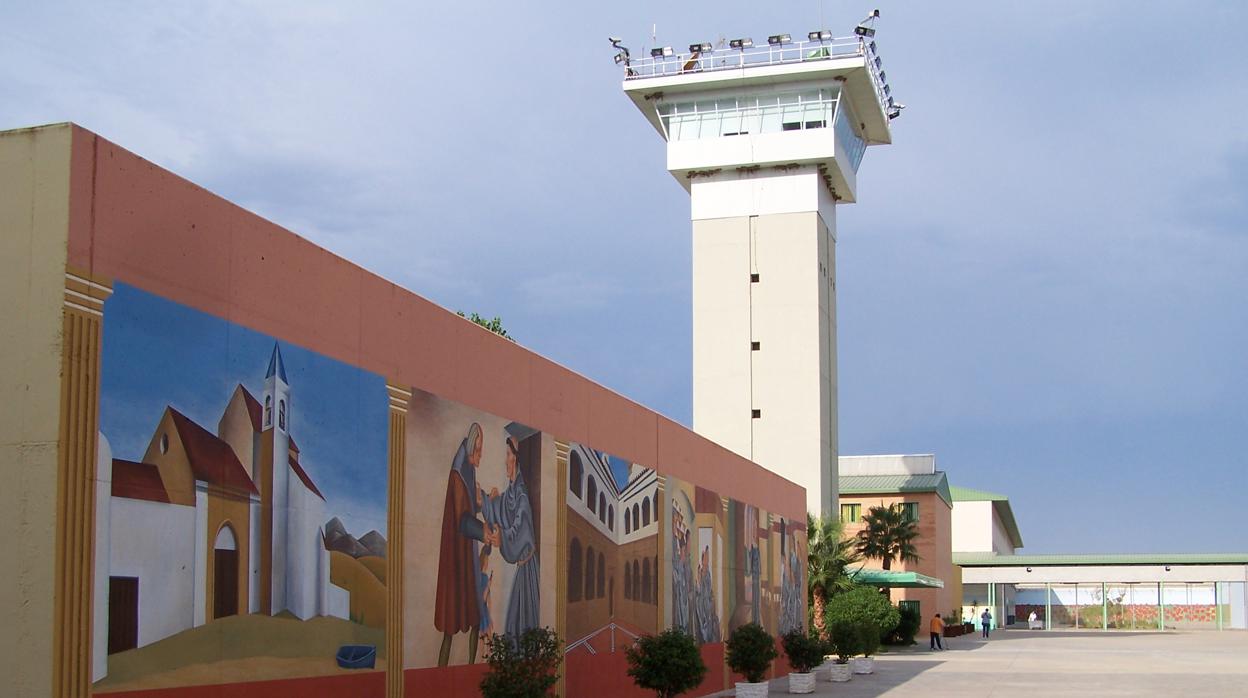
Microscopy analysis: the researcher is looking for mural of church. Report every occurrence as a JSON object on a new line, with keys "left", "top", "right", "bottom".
{"left": 93, "top": 342, "right": 350, "bottom": 680}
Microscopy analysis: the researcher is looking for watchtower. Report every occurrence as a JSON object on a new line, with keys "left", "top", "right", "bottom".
{"left": 616, "top": 18, "right": 901, "bottom": 515}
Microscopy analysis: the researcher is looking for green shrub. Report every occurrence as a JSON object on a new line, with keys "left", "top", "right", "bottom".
{"left": 828, "top": 620, "right": 859, "bottom": 664}
{"left": 625, "top": 628, "right": 708, "bottom": 698}
{"left": 856, "top": 620, "right": 881, "bottom": 657}
{"left": 725, "top": 623, "right": 778, "bottom": 684}
{"left": 825, "top": 587, "right": 901, "bottom": 645}
{"left": 780, "top": 630, "right": 825, "bottom": 674}
{"left": 885, "top": 603, "right": 921, "bottom": 645}
{"left": 479, "top": 628, "right": 562, "bottom": 698}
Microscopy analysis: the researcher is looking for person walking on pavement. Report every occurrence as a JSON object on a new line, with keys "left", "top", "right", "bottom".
{"left": 981, "top": 609, "right": 993, "bottom": 638}
{"left": 930, "top": 613, "right": 945, "bottom": 650}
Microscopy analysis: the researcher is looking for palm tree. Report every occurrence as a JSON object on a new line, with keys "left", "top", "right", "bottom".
{"left": 807, "top": 514, "right": 861, "bottom": 640}
{"left": 854, "top": 503, "right": 920, "bottom": 600}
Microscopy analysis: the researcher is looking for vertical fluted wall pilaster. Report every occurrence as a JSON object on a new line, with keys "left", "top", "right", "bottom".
{"left": 385, "top": 383, "right": 411, "bottom": 698}
{"left": 53, "top": 270, "right": 110, "bottom": 698}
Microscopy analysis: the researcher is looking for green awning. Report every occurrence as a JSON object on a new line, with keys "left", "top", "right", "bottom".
{"left": 850, "top": 569, "right": 944, "bottom": 589}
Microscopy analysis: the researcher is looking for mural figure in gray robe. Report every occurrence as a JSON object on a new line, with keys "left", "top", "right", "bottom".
{"left": 747, "top": 543, "right": 761, "bottom": 625}
{"left": 779, "top": 544, "right": 803, "bottom": 634}
{"left": 481, "top": 433, "right": 539, "bottom": 639}
{"left": 670, "top": 504, "right": 694, "bottom": 635}
{"left": 694, "top": 547, "right": 721, "bottom": 643}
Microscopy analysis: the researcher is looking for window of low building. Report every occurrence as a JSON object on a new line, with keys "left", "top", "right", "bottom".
{"left": 840, "top": 503, "right": 861, "bottom": 523}
{"left": 901, "top": 502, "right": 919, "bottom": 522}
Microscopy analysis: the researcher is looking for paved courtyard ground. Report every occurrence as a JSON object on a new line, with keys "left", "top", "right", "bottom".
{"left": 732, "top": 630, "right": 1248, "bottom": 696}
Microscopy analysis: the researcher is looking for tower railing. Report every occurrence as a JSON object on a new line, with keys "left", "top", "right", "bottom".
{"left": 624, "top": 37, "right": 890, "bottom": 116}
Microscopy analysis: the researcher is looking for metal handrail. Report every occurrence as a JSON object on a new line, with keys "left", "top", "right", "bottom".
{"left": 564, "top": 622, "right": 641, "bottom": 655}
{"left": 623, "top": 36, "right": 892, "bottom": 116}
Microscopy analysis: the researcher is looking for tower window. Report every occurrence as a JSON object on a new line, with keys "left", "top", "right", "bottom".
{"left": 159, "top": 433, "right": 169, "bottom": 454}
{"left": 751, "top": 341, "right": 761, "bottom": 351}
{"left": 264, "top": 396, "right": 272, "bottom": 426}
{"left": 751, "top": 409, "right": 762, "bottom": 419}
{"left": 278, "top": 400, "right": 286, "bottom": 430}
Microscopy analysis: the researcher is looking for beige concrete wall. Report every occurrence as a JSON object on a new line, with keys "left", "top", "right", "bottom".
{"left": 691, "top": 216, "right": 753, "bottom": 459}
{"left": 951, "top": 500, "right": 993, "bottom": 553}
{"left": 0, "top": 124, "right": 72, "bottom": 698}
{"left": 692, "top": 208, "right": 837, "bottom": 516}
{"left": 749, "top": 211, "right": 834, "bottom": 517}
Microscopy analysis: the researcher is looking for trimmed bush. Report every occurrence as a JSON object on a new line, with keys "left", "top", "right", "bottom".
{"left": 828, "top": 620, "right": 859, "bottom": 664}
{"left": 825, "top": 587, "right": 901, "bottom": 646}
{"left": 781, "top": 630, "right": 825, "bottom": 674}
{"left": 625, "top": 628, "right": 708, "bottom": 698}
{"left": 479, "top": 627, "right": 562, "bottom": 698}
{"left": 856, "top": 620, "right": 881, "bottom": 657}
{"left": 885, "top": 603, "right": 921, "bottom": 645}
{"left": 725, "top": 622, "right": 778, "bottom": 684}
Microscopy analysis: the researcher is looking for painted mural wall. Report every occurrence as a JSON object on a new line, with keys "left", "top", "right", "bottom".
{"left": 4, "top": 124, "right": 808, "bottom": 698}
{"left": 88, "top": 286, "right": 806, "bottom": 696}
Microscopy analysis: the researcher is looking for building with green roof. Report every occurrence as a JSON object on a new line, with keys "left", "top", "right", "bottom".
{"left": 837, "top": 455, "right": 957, "bottom": 623}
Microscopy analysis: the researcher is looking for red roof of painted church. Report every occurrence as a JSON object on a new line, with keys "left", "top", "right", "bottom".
{"left": 168, "top": 408, "right": 259, "bottom": 495}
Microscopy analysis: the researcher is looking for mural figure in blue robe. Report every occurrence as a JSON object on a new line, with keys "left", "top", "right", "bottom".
{"left": 481, "top": 424, "right": 539, "bottom": 639}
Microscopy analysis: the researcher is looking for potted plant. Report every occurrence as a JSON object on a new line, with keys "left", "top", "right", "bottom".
{"left": 625, "top": 628, "right": 708, "bottom": 698}
{"left": 851, "top": 620, "right": 880, "bottom": 675}
{"left": 781, "top": 630, "right": 823, "bottom": 694}
{"left": 479, "top": 627, "right": 562, "bottom": 698}
{"left": 726, "top": 623, "right": 778, "bottom": 698}
{"left": 826, "top": 621, "right": 857, "bottom": 682}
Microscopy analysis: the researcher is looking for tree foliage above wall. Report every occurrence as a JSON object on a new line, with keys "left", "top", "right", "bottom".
{"left": 458, "top": 311, "right": 515, "bottom": 341}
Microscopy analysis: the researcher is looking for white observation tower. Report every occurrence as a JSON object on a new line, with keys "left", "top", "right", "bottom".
{"left": 615, "top": 14, "right": 901, "bottom": 515}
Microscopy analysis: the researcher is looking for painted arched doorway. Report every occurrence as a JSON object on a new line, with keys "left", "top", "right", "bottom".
{"left": 213, "top": 523, "right": 240, "bottom": 619}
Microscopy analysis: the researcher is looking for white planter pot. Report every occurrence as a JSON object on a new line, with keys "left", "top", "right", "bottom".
{"left": 827, "top": 662, "right": 852, "bottom": 682}
{"left": 851, "top": 656, "right": 875, "bottom": 674}
{"left": 735, "top": 680, "right": 770, "bottom": 698}
{"left": 788, "top": 671, "right": 816, "bottom": 693}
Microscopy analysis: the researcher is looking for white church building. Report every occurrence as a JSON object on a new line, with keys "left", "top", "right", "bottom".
{"left": 92, "top": 344, "right": 348, "bottom": 680}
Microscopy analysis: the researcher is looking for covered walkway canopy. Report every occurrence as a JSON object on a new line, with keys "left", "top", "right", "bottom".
{"left": 851, "top": 569, "right": 944, "bottom": 588}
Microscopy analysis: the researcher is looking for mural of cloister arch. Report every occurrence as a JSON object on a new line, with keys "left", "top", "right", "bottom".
{"left": 564, "top": 443, "right": 659, "bottom": 652}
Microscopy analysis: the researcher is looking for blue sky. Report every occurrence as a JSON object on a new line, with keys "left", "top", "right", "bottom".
{"left": 6, "top": 2, "right": 1245, "bottom": 553}
{"left": 100, "top": 283, "right": 390, "bottom": 537}
{"left": 606, "top": 454, "right": 634, "bottom": 492}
